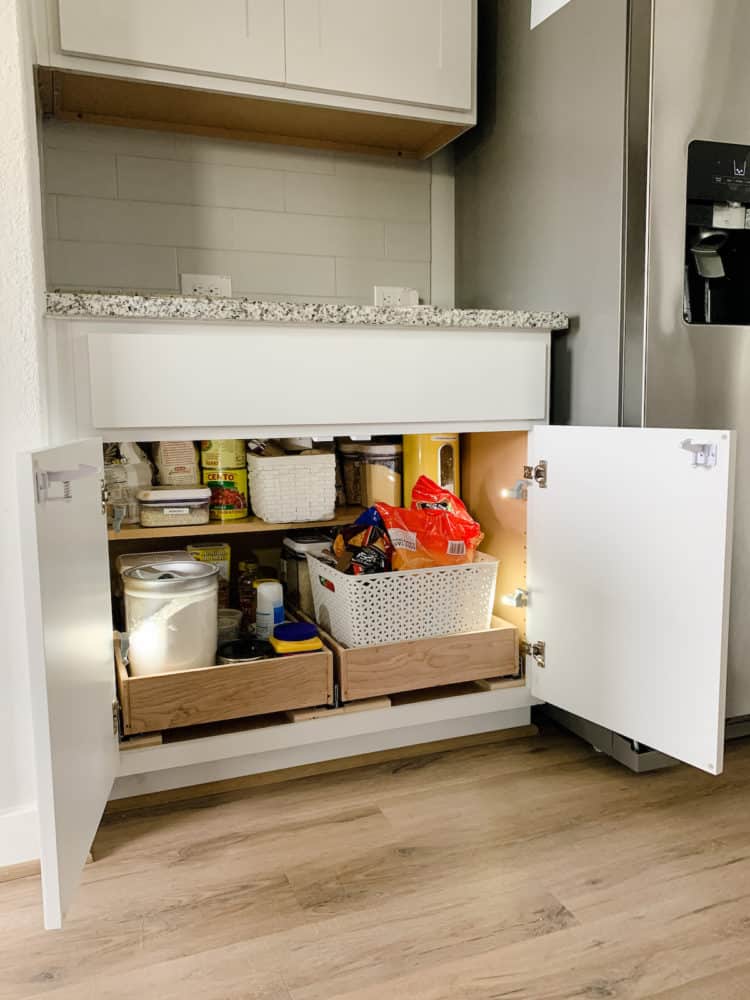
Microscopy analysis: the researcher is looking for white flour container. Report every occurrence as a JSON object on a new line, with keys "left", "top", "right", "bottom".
{"left": 123, "top": 560, "right": 219, "bottom": 675}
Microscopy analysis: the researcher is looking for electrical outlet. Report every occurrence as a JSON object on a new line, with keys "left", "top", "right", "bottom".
{"left": 180, "top": 273, "right": 232, "bottom": 297}
{"left": 374, "top": 285, "right": 420, "bottom": 307}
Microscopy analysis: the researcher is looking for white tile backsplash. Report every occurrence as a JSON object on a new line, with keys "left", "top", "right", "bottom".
{"left": 172, "top": 135, "right": 336, "bottom": 175}
{"left": 176, "top": 248, "right": 336, "bottom": 297}
{"left": 385, "top": 221, "right": 432, "bottom": 261}
{"left": 116, "top": 155, "right": 285, "bottom": 211}
{"left": 284, "top": 172, "right": 430, "bottom": 223}
{"left": 45, "top": 146, "right": 117, "bottom": 199}
{"left": 42, "top": 121, "right": 433, "bottom": 302}
{"left": 335, "top": 258, "right": 430, "bottom": 300}
{"left": 47, "top": 240, "right": 178, "bottom": 291}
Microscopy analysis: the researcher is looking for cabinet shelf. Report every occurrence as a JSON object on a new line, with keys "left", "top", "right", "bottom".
{"left": 107, "top": 506, "right": 364, "bottom": 541}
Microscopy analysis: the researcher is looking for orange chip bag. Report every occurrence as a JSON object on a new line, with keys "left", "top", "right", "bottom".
{"left": 376, "top": 478, "right": 483, "bottom": 570}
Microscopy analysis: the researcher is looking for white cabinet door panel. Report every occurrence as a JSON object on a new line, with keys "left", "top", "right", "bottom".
{"left": 58, "top": 0, "right": 285, "bottom": 84}
{"left": 527, "top": 426, "right": 735, "bottom": 775}
{"left": 19, "top": 439, "right": 117, "bottom": 928}
{"left": 285, "top": 0, "right": 473, "bottom": 110}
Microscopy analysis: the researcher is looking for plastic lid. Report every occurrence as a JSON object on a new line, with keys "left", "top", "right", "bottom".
{"left": 123, "top": 560, "right": 218, "bottom": 593}
{"left": 137, "top": 486, "right": 210, "bottom": 502}
{"left": 357, "top": 443, "right": 403, "bottom": 456}
{"left": 274, "top": 621, "right": 318, "bottom": 642}
{"left": 282, "top": 535, "right": 331, "bottom": 555}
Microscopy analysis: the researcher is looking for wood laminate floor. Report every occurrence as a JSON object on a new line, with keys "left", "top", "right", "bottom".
{"left": 2, "top": 724, "right": 750, "bottom": 999}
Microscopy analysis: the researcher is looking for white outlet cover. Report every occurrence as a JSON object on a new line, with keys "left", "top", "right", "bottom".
{"left": 374, "top": 285, "right": 420, "bottom": 307}
{"left": 180, "top": 273, "right": 232, "bottom": 297}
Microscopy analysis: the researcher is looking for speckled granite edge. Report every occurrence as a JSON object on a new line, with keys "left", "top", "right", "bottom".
{"left": 46, "top": 292, "right": 569, "bottom": 331}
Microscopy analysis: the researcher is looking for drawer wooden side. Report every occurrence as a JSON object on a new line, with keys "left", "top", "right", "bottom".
{"left": 324, "top": 618, "right": 519, "bottom": 702}
{"left": 115, "top": 638, "right": 333, "bottom": 735}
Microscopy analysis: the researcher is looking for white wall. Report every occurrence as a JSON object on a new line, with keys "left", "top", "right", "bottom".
{"left": 0, "top": 0, "right": 48, "bottom": 865}
{"left": 42, "top": 121, "right": 438, "bottom": 304}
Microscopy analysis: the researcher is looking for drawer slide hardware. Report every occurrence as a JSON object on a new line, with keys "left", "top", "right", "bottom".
{"left": 112, "top": 698, "right": 121, "bottom": 738}
{"left": 681, "top": 439, "right": 718, "bottom": 469}
{"left": 522, "top": 640, "right": 546, "bottom": 669}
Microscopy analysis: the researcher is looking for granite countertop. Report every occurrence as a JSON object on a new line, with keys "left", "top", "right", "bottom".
{"left": 46, "top": 292, "right": 569, "bottom": 331}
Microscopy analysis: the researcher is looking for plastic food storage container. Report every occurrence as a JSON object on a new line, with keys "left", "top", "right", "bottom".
{"left": 339, "top": 442, "right": 403, "bottom": 506}
{"left": 137, "top": 486, "right": 210, "bottom": 527}
{"left": 281, "top": 535, "right": 331, "bottom": 617}
{"left": 123, "top": 560, "right": 219, "bottom": 676}
{"left": 217, "top": 608, "right": 243, "bottom": 644}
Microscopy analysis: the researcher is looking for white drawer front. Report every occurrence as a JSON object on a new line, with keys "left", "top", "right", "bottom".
{"left": 82, "top": 324, "right": 549, "bottom": 436}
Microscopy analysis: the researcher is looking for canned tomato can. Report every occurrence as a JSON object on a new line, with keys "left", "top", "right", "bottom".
{"left": 201, "top": 440, "right": 246, "bottom": 469}
{"left": 202, "top": 467, "right": 249, "bottom": 521}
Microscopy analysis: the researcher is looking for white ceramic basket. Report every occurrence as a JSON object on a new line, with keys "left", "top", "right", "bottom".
{"left": 247, "top": 452, "right": 336, "bottom": 523}
{"left": 306, "top": 552, "right": 499, "bottom": 647}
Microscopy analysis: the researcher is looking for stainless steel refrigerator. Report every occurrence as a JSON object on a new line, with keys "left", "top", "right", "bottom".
{"left": 456, "top": 0, "right": 750, "bottom": 731}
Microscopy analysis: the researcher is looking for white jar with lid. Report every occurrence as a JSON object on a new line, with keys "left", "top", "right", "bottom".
{"left": 123, "top": 560, "right": 218, "bottom": 675}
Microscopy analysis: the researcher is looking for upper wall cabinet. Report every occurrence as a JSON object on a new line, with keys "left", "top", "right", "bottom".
{"left": 284, "top": 0, "right": 473, "bottom": 111}
{"left": 57, "top": 0, "right": 285, "bottom": 84}
{"left": 35, "top": 0, "right": 476, "bottom": 159}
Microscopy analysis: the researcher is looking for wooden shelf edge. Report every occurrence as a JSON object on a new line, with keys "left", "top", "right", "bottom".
{"left": 108, "top": 506, "right": 363, "bottom": 541}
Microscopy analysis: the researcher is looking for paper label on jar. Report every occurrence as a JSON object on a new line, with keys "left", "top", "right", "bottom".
{"left": 388, "top": 528, "right": 418, "bottom": 552}
{"left": 162, "top": 506, "right": 190, "bottom": 515}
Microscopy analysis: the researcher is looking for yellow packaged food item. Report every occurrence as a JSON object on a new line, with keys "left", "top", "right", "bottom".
{"left": 200, "top": 440, "right": 246, "bottom": 468}
{"left": 186, "top": 542, "right": 231, "bottom": 608}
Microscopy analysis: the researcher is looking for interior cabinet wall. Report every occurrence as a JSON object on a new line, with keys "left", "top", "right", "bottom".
{"left": 41, "top": 121, "right": 444, "bottom": 303}
{"left": 461, "top": 432, "right": 528, "bottom": 637}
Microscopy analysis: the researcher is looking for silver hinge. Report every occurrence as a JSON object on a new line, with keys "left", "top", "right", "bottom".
{"left": 522, "top": 640, "right": 546, "bottom": 669}
{"left": 680, "top": 439, "right": 718, "bottom": 469}
{"left": 112, "top": 698, "right": 121, "bottom": 738}
{"left": 502, "top": 460, "right": 548, "bottom": 500}
{"left": 524, "top": 460, "right": 548, "bottom": 488}
{"left": 101, "top": 478, "right": 110, "bottom": 515}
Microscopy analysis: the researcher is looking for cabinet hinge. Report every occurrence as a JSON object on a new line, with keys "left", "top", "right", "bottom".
{"left": 524, "top": 460, "right": 548, "bottom": 489}
{"left": 680, "top": 438, "right": 718, "bottom": 469}
{"left": 522, "top": 640, "right": 546, "bottom": 669}
{"left": 101, "top": 478, "right": 110, "bottom": 515}
{"left": 112, "top": 698, "right": 121, "bottom": 739}
{"left": 502, "top": 461, "right": 548, "bottom": 500}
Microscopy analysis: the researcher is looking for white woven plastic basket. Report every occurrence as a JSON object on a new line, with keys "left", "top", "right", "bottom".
{"left": 247, "top": 453, "right": 336, "bottom": 523}
{"left": 307, "top": 552, "right": 499, "bottom": 647}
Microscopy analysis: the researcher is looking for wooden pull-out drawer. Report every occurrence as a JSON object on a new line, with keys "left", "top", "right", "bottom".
{"left": 319, "top": 617, "right": 519, "bottom": 702}
{"left": 114, "top": 637, "right": 333, "bottom": 736}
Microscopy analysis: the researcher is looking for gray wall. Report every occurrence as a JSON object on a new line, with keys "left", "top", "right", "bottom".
{"left": 454, "top": 0, "right": 628, "bottom": 425}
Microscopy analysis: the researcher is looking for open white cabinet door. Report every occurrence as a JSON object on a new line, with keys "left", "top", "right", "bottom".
{"left": 527, "top": 427, "right": 735, "bottom": 774}
{"left": 19, "top": 439, "right": 118, "bottom": 928}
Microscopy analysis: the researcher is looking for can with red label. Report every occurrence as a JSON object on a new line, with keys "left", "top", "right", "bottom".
{"left": 202, "top": 467, "right": 249, "bottom": 521}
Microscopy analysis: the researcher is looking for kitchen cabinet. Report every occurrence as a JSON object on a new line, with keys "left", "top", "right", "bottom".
{"left": 284, "top": 0, "right": 474, "bottom": 111}
{"left": 22, "top": 317, "right": 735, "bottom": 929}
{"left": 34, "top": 0, "right": 476, "bottom": 158}
{"left": 57, "top": 0, "right": 285, "bottom": 85}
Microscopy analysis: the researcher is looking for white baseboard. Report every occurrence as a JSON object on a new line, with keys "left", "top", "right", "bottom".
{"left": 0, "top": 803, "right": 40, "bottom": 867}
{"left": 111, "top": 705, "right": 531, "bottom": 800}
